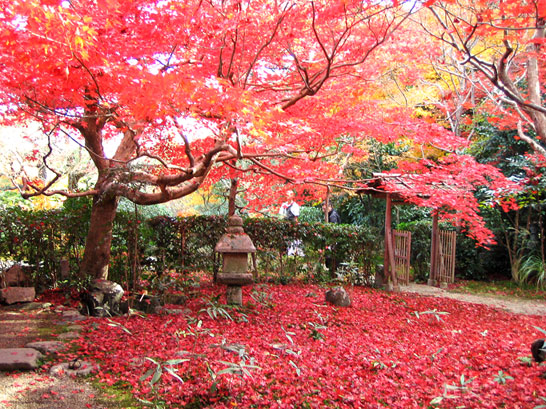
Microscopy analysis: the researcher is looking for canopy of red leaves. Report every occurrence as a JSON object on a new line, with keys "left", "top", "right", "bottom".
{"left": 0, "top": 0, "right": 521, "bottom": 248}
{"left": 64, "top": 281, "right": 546, "bottom": 408}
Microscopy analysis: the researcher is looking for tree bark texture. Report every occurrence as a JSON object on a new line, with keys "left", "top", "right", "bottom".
{"left": 79, "top": 194, "right": 119, "bottom": 280}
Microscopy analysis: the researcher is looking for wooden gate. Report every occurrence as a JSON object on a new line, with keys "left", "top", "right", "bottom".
{"left": 430, "top": 230, "right": 456, "bottom": 287}
{"left": 393, "top": 230, "right": 411, "bottom": 285}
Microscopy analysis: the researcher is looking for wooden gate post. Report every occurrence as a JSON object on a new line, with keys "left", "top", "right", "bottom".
{"left": 428, "top": 212, "right": 439, "bottom": 286}
{"left": 384, "top": 194, "right": 398, "bottom": 291}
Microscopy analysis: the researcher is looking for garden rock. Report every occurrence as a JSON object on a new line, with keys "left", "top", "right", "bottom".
{"left": 0, "top": 348, "right": 42, "bottom": 371}
{"left": 325, "top": 286, "right": 351, "bottom": 307}
{"left": 25, "top": 341, "right": 65, "bottom": 354}
{"left": 131, "top": 294, "right": 162, "bottom": 313}
{"left": 531, "top": 339, "right": 545, "bottom": 363}
{"left": 0, "top": 286, "right": 36, "bottom": 304}
{"left": 1, "top": 264, "right": 29, "bottom": 288}
{"left": 81, "top": 279, "right": 124, "bottom": 317}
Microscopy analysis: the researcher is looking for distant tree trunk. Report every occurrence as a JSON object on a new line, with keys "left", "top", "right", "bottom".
{"left": 79, "top": 194, "right": 119, "bottom": 280}
{"left": 228, "top": 178, "right": 238, "bottom": 216}
{"left": 68, "top": 171, "right": 86, "bottom": 190}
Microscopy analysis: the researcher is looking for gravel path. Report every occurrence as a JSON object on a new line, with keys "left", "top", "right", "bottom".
{"left": 401, "top": 283, "right": 546, "bottom": 316}
{"left": 0, "top": 303, "right": 107, "bottom": 409}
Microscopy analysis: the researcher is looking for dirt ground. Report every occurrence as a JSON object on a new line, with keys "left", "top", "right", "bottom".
{"left": 0, "top": 284, "right": 543, "bottom": 409}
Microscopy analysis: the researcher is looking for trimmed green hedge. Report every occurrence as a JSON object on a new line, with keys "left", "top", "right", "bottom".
{"left": 0, "top": 205, "right": 381, "bottom": 288}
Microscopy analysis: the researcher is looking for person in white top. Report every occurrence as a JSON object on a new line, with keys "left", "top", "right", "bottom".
{"left": 279, "top": 190, "right": 303, "bottom": 256}
{"left": 279, "top": 190, "right": 300, "bottom": 222}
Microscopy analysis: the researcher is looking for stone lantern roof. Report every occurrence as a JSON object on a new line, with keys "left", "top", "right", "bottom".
{"left": 214, "top": 216, "right": 256, "bottom": 254}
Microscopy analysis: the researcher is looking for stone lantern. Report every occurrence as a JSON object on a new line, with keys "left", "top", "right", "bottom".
{"left": 214, "top": 215, "right": 256, "bottom": 305}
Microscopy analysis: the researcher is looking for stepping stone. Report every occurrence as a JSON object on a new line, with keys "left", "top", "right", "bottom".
{"left": 0, "top": 348, "right": 42, "bottom": 371}
{"left": 0, "top": 287, "right": 36, "bottom": 304}
{"left": 19, "top": 302, "right": 52, "bottom": 311}
{"left": 67, "top": 324, "right": 84, "bottom": 332}
{"left": 60, "top": 309, "right": 86, "bottom": 322}
{"left": 57, "top": 331, "right": 80, "bottom": 340}
{"left": 25, "top": 341, "right": 65, "bottom": 354}
{"left": 50, "top": 361, "right": 99, "bottom": 377}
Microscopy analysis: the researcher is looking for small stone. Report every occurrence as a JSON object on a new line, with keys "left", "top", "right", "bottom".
{"left": 81, "top": 280, "right": 124, "bottom": 317}
{"left": 226, "top": 285, "right": 243, "bottom": 305}
{"left": 162, "top": 293, "right": 187, "bottom": 305}
{"left": 131, "top": 294, "right": 161, "bottom": 314}
{"left": 50, "top": 361, "right": 98, "bottom": 377}
{"left": 58, "top": 309, "right": 86, "bottom": 325}
{"left": 0, "top": 348, "right": 42, "bottom": 371}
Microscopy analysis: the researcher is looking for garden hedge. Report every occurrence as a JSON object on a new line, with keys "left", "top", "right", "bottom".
{"left": 0, "top": 204, "right": 381, "bottom": 289}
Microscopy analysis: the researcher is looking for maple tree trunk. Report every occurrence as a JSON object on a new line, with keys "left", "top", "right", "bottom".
{"left": 79, "top": 194, "right": 119, "bottom": 280}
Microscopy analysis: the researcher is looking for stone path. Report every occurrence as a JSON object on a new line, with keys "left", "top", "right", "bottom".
{"left": 0, "top": 303, "right": 107, "bottom": 409}
{"left": 401, "top": 283, "right": 546, "bottom": 316}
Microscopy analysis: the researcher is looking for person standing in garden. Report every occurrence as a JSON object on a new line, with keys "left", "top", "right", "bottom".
{"left": 279, "top": 190, "right": 300, "bottom": 222}
{"left": 326, "top": 203, "right": 341, "bottom": 224}
{"left": 279, "top": 190, "right": 303, "bottom": 256}
{"left": 324, "top": 202, "right": 341, "bottom": 275}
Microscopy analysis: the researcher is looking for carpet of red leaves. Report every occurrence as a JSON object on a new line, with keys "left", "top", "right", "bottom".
{"left": 67, "top": 282, "right": 546, "bottom": 408}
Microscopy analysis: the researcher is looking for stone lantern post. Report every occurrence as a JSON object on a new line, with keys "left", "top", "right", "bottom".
{"left": 214, "top": 215, "right": 256, "bottom": 305}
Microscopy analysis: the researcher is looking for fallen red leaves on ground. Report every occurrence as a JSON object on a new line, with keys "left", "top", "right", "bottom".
{"left": 68, "top": 282, "right": 546, "bottom": 408}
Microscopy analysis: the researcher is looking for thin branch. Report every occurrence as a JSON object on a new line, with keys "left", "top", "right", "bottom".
{"left": 517, "top": 121, "right": 546, "bottom": 156}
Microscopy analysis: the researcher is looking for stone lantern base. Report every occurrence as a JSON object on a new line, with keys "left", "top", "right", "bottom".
{"left": 226, "top": 286, "right": 243, "bottom": 305}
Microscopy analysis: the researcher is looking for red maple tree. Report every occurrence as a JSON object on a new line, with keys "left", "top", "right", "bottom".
{"left": 0, "top": 0, "right": 517, "bottom": 279}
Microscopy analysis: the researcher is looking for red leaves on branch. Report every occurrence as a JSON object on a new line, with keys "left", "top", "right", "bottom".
{"left": 71, "top": 281, "right": 546, "bottom": 408}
